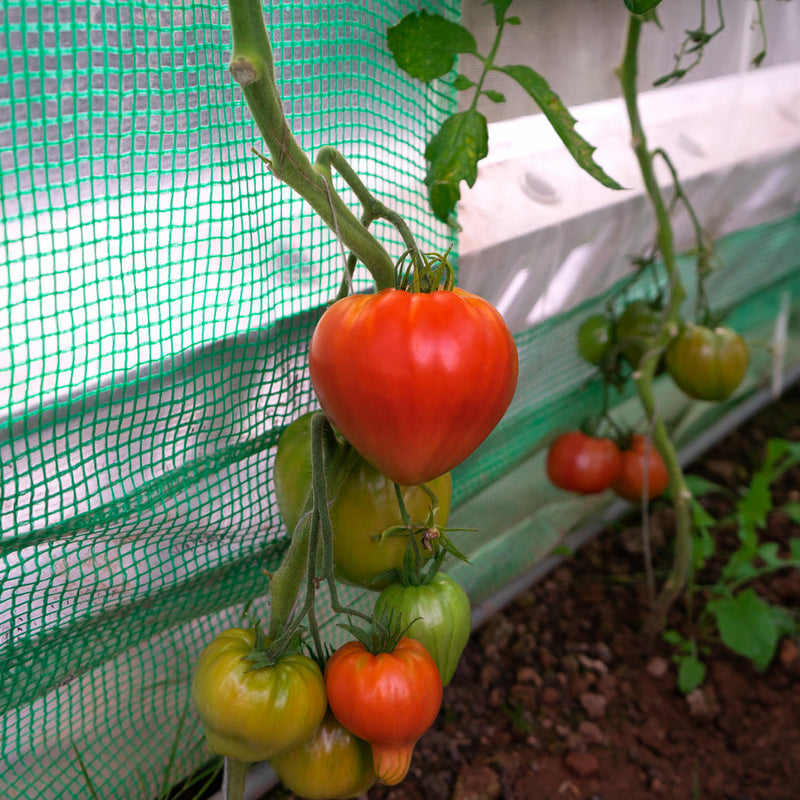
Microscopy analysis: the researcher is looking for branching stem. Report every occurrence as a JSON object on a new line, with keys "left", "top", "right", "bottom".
{"left": 227, "top": 0, "right": 396, "bottom": 291}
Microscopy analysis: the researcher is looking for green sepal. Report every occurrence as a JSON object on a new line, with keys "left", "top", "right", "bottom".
{"left": 338, "top": 607, "right": 419, "bottom": 655}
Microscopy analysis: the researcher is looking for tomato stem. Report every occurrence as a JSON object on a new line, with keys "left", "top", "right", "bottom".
{"left": 227, "top": 0, "right": 397, "bottom": 292}
{"left": 617, "top": 13, "right": 693, "bottom": 635}
{"left": 222, "top": 758, "right": 248, "bottom": 800}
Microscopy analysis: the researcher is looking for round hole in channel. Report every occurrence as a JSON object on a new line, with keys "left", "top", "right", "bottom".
{"left": 521, "top": 170, "right": 560, "bottom": 205}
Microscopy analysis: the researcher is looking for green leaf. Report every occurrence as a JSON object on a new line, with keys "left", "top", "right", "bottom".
{"left": 387, "top": 11, "right": 477, "bottom": 82}
{"left": 453, "top": 73, "right": 476, "bottom": 91}
{"left": 708, "top": 589, "right": 782, "bottom": 671}
{"left": 737, "top": 471, "right": 772, "bottom": 530}
{"left": 482, "top": 89, "right": 506, "bottom": 103}
{"left": 790, "top": 538, "right": 800, "bottom": 561}
{"left": 623, "top": 0, "right": 663, "bottom": 12}
{"left": 486, "top": 0, "right": 514, "bottom": 26}
{"left": 424, "top": 109, "right": 489, "bottom": 223}
{"left": 780, "top": 502, "right": 800, "bottom": 525}
{"left": 495, "top": 64, "right": 623, "bottom": 191}
{"left": 506, "top": 16, "right": 522, "bottom": 26}
{"left": 691, "top": 498, "right": 716, "bottom": 570}
{"left": 683, "top": 474, "right": 728, "bottom": 499}
{"left": 677, "top": 654, "right": 707, "bottom": 694}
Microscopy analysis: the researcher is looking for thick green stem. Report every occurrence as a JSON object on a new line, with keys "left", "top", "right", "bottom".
{"left": 227, "top": 0, "right": 395, "bottom": 290}
{"left": 222, "top": 758, "right": 248, "bottom": 800}
{"left": 617, "top": 14, "right": 694, "bottom": 635}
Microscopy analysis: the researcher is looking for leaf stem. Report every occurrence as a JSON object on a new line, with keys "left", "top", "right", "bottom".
{"left": 227, "top": 0, "right": 396, "bottom": 291}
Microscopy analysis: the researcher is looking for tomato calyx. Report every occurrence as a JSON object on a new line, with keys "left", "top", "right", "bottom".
{"left": 240, "top": 620, "right": 305, "bottom": 671}
{"left": 339, "top": 607, "right": 418, "bottom": 656}
{"left": 395, "top": 246, "right": 456, "bottom": 293}
{"left": 370, "top": 482, "right": 471, "bottom": 589}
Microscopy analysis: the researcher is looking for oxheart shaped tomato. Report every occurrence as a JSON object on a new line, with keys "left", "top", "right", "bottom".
{"left": 665, "top": 323, "right": 748, "bottom": 402}
{"left": 325, "top": 636, "right": 442, "bottom": 786}
{"left": 308, "top": 287, "right": 518, "bottom": 485}
{"left": 269, "top": 709, "right": 377, "bottom": 799}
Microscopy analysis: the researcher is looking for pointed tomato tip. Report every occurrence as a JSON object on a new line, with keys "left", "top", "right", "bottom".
{"left": 372, "top": 742, "right": 414, "bottom": 786}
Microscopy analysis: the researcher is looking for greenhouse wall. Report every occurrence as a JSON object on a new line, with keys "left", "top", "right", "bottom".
{"left": 2, "top": 1, "right": 800, "bottom": 798}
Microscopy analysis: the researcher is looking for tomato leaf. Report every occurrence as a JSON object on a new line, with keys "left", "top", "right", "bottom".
{"left": 623, "top": 0, "right": 663, "bottom": 12}
{"left": 424, "top": 109, "right": 489, "bottom": 224}
{"left": 387, "top": 11, "right": 477, "bottom": 82}
{"left": 708, "top": 589, "right": 792, "bottom": 672}
{"left": 676, "top": 654, "right": 706, "bottom": 694}
{"left": 486, "top": 0, "right": 514, "bottom": 26}
{"left": 494, "top": 64, "right": 623, "bottom": 191}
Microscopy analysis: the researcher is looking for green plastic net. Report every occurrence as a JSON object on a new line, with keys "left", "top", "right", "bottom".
{"left": 3, "top": 2, "right": 800, "bottom": 799}
{"left": 1, "top": 1, "right": 458, "bottom": 797}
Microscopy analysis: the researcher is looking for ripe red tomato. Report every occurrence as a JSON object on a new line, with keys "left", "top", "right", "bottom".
{"left": 308, "top": 287, "right": 518, "bottom": 485}
{"left": 611, "top": 434, "right": 670, "bottom": 501}
{"left": 665, "top": 323, "right": 748, "bottom": 402}
{"left": 325, "top": 636, "right": 443, "bottom": 785}
{"left": 546, "top": 431, "right": 622, "bottom": 494}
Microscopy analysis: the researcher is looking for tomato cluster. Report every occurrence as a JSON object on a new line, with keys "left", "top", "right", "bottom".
{"left": 547, "top": 430, "right": 669, "bottom": 502}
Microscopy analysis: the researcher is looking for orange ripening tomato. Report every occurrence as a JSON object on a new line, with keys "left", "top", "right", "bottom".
{"left": 611, "top": 434, "right": 670, "bottom": 502}
{"left": 325, "top": 636, "right": 443, "bottom": 785}
{"left": 308, "top": 287, "right": 518, "bottom": 485}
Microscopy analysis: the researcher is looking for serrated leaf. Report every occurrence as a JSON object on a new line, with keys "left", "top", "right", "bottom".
{"left": 677, "top": 655, "right": 706, "bottom": 694}
{"left": 424, "top": 109, "right": 488, "bottom": 223}
{"left": 486, "top": 0, "right": 514, "bottom": 26}
{"left": 387, "top": 11, "right": 477, "bottom": 82}
{"left": 495, "top": 64, "right": 623, "bottom": 191}
{"left": 623, "top": 0, "right": 663, "bottom": 12}
{"left": 708, "top": 589, "right": 781, "bottom": 671}
{"left": 483, "top": 89, "right": 506, "bottom": 103}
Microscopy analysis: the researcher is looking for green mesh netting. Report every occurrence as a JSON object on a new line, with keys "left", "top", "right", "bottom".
{"left": 3, "top": 2, "right": 800, "bottom": 800}
{"left": 1, "top": 2, "right": 458, "bottom": 797}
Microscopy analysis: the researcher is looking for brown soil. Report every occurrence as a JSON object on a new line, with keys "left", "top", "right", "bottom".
{"left": 265, "top": 384, "right": 800, "bottom": 800}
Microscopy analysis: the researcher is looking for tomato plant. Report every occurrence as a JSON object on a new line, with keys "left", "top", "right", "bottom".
{"left": 191, "top": 627, "right": 327, "bottom": 763}
{"left": 611, "top": 434, "right": 670, "bottom": 502}
{"left": 269, "top": 709, "right": 377, "bottom": 800}
{"left": 373, "top": 572, "right": 471, "bottom": 686}
{"left": 546, "top": 430, "right": 623, "bottom": 494}
{"left": 325, "top": 635, "right": 443, "bottom": 785}
{"left": 666, "top": 323, "right": 748, "bottom": 402}
{"left": 274, "top": 412, "right": 452, "bottom": 589}
{"left": 308, "top": 286, "right": 519, "bottom": 486}
{"left": 577, "top": 313, "right": 614, "bottom": 366}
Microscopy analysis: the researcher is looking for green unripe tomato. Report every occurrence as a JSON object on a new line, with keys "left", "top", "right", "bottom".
{"left": 665, "top": 323, "right": 748, "bottom": 402}
{"left": 270, "top": 710, "right": 377, "bottom": 799}
{"left": 191, "top": 627, "right": 327, "bottom": 763}
{"left": 274, "top": 412, "right": 452, "bottom": 589}
{"left": 373, "top": 572, "right": 471, "bottom": 685}
{"left": 577, "top": 313, "right": 613, "bottom": 365}
{"left": 616, "top": 299, "right": 663, "bottom": 369}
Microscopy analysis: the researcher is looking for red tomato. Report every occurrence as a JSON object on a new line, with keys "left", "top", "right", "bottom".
{"left": 612, "top": 434, "right": 670, "bottom": 501}
{"left": 308, "top": 287, "right": 518, "bottom": 485}
{"left": 325, "top": 636, "right": 443, "bottom": 785}
{"left": 546, "top": 431, "right": 622, "bottom": 494}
